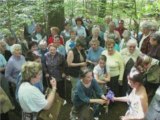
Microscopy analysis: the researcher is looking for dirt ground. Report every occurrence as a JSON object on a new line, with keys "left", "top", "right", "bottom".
{"left": 7, "top": 101, "right": 127, "bottom": 120}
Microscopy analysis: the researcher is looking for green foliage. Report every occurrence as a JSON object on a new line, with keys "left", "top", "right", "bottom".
{"left": 0, "top": 0, "right": 160, "bottom": 37}
{"left": 0, "top": 0, "right": 63, "bottom": 36}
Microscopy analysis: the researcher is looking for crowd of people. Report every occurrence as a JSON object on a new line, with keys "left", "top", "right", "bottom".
{"left": 0, "top": 15, "right": 160, "bottom": 120}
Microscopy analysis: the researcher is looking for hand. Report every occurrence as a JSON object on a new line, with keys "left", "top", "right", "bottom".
{"left": 62, "top": 73, "right": 66, "bottom": 78}
{"left": 81, "top": 62, "right": 87, "bottom": 67}
{"left": 50, "top": 77, "right": 57, "bottom": 89}
{"left": 45, "top": 74, "right": 49, "bottom": 78}
{"left": 120, "top": 116, "right": 127, "bottom": 120}
{"left": 97, "top": 99, "right": 108, "bottom": 105}
{"left": 118, "top": 80, "right": 123, "bottom": 86}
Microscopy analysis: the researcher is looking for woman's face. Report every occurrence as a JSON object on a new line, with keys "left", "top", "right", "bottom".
{"left": 49, "top": 46, "right": 57, "bottom": 56}
{"left": 83, "top": 72, "right": 93, "bottom": 84}
{"left": 93, "top": 30, "right": 99, "bottom": 37}
{"left": 51, "top": 30, "right": 57, "bottom": 36}
{"left": 13, "top": 48, "right": 22, "bottom": 56}
{"left": 99, "top": 59, "right": 106, "bottom": 68}
{"left": 150, "top": 38, "right": 158, "bottom": 46}
{"left": 91, "top": 42, "right": 98, "bottom": 50}
{"left": 76, "top": 20, "right": 82, "bottom": 26}
{"left": 36, "top": 25, "right": 42, "bottom": 33}
{"left": 65, "top": 24, "right": 70, "bottom": 30}
{"left": 31, "top": 45, "right": 38, "bottom": 52}
{"left": 0, "top": 42, "right": 6, "bottom": 52}
{"left": 128, "top": 45, "right": 136, "bottom": 54}
{"left": 107, "top": 44, "right": 114, "bottom": 55}
{"left": 70, "top": 32, "right": 76, "bottom": 40}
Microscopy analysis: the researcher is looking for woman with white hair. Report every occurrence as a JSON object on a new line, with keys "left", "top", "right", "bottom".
{"left": 119, "top": 30, "right": 131, "bottom": 50}
{"left": 86, "top": 26, "right": 105, "bottom": 48}
{"left": 120, "top": 39, "right": 141, "bottom": 95}
{"left": 5, "top": 44, "right": 26, "bottom": 85}
{"left": 5, "top": 44, "right": 26, "bottom": 113}
{"left": 139, "top": 21, "right": 152, "bottom": 54}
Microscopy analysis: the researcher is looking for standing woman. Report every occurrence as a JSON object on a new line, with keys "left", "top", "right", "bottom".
{"left": 113, "top": 68, "right": 148, "bottom": 120}
{"left": 86, "top": 39, "right": 104, "bottom": 69}
{"left": 48, "top": 27, "right": 64, "bottom": 45}
{"left": 120, "top": 40, "right": 141, "bottom": 95}
{"left": 67, "top": 39, "right": 87, "bottom": 100}
{"left": 101, "top": 39, "right": 124, "bottom": 96}
{"left": 148, "top": 32, "right": 160, "bottom": 60}
{"left": 43, "top": 44, "right": 65, "bottom": 98}
{"left": 5, "top": 44, "right": 26, "bottom": 96}
{"left": 18, "top": 61, "right": 57, "bottom": 120}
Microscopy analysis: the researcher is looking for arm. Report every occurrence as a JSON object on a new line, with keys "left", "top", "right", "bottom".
{"left": 5, "top": 61, "right": 16, "bottom": 84}
{"left": 44, "top": 78, "right": 57, "bottom": 110}
{"left": 103, "top": 73, "right": 110, "bottom": 82}
{"left": 67, "top": 50, "right": 86, "bottom": 67}
{"left": 94, "top": 73, "right": 106, "bottom": 84}
{"left": 140, "top": 95, "right": 148, "bottom": 116}
{"left": 90, "top": 99, "right": 107, "bottom": 105}
{"left": 113, "top": 96, "right": 129, "bottom": 103}
{"left": 118, "top": 53, "right": 125, "bottom": 83}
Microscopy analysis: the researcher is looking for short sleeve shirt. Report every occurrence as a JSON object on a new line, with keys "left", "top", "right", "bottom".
{"left": 18, "top": 82, "right": 47, "bottom": 113}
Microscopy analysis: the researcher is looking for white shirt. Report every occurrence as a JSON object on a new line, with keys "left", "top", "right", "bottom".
{"left": 18, "top": 82, "right": 47, "bottom": 113}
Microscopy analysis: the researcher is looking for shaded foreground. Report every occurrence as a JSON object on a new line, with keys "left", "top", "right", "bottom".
{"left": 8, "top": 102, "right": 127, "bottom": 120}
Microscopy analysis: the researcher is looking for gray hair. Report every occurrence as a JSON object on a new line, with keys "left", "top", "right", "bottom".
{"left": 122, "top": 30, "right": 131, "bottom": 38}
{"left": 11, "top": 44, "right": 21, "bottom": 54}
{"left": 141, "top": 21, "right": 152, "bottom": 30}
{"left": 127, "top": 39, "right": 137, "bottom": 47}
{"left": 92, "top": 26, "right": 100, "bottom": 35}
{"left": 150, "top": 32, "right": 160, "bottom": 44}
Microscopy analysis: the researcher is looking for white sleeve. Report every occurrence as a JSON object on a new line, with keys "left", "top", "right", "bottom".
{"left": 27, "top": 88, "right": 48, "bottom": 112}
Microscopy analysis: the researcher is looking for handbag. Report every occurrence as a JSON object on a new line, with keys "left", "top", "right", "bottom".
{"left": 38, "top": 88, "right": 64, "bottom": 120}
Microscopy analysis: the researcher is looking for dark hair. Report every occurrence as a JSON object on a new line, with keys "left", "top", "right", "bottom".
{"left": 75, "top": 17, "right": 83, "bottom": 25}
{"left": 76, "top": 39, "right": 85, "bottom": 47}
{"left": 54, "top": 35, "right": 60, "bottom": 39}
{"left": 80, "top": 68, "right": 92, "bottom": 78}
{"left": 150, "top": 32, "right": 160, "bottom": 44}
{"left": 64, "top": 22, "right": 69, "bottom": 26}
{"left": 28, "top": 41, "right": 38, "bottom": 50}
{"left": 128, "top": 67, "right": 145, "bottom": 84}
{"left": 99, "top": 55, "right": 107, "bottom": 62}
{"left": 134, "top": 55, "right": 152, "bottom": 72}
{"left": 25, "top": 50, "right": 40, "bottom": 61}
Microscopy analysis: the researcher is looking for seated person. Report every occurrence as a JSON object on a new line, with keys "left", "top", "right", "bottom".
{"left": 70, "top": 68, "right": 108, "bottom": 120}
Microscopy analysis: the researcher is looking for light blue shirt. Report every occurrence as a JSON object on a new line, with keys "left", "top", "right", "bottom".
{"left": 5, "top": 55, "right": 26, "bottom": 84}
{"left": 57, "top": 45, "right": 66, "bottom": 57}
{"left": 0, "top": 54, "right": 7, "bottom": 67}
{"left": 87, "top": 46, "right": 104, "bottom": 63}
{"left": 74, "top": 26, "right": 87, "bottom": 38}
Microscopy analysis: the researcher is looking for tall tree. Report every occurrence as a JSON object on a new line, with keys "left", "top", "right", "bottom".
{"left": 98, "top": 0, "right": 106, "bottom": 18}
{"left": 47, "top": 0, "right": 64, "bottom": 34}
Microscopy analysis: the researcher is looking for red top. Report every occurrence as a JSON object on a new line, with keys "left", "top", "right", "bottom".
{"left": 47, "top": 35, "right": 64, "bottom": 45}
{"left": 115, "top": 27, "right": 126, "bottom": 38}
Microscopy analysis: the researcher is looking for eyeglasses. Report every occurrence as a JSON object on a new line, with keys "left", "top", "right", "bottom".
{"left": 129, "top": 46, "right": 136, "bottom": 48}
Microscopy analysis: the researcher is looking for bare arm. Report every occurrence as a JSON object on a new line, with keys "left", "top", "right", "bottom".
{"left": 103, "top": 73, "right": 110, "bottom": 82}
{"left": 94, "top": 73, "right": 106, "bottom": 84}
{"left": 90, "top": 99, "right": 107, "bottom": 105}
{"left": 44, "top": 78, "right": 57, "bottom": 110}
{"left": 67, "top": 50, "right": 86, "bottom": 67}
{"left": 113, "top": 96, "right": 129, "bottom": 103}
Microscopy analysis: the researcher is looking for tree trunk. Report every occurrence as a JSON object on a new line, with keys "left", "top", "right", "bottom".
{"left": 98, "top": 0, "right": 106, "bottom": 18}
{"left": 47, "top": 0, "right": 64, "bottom": 35}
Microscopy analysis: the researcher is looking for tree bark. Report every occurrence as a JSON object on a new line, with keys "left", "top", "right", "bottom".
{"left": 98, "top": 0, "right": 106, "bottom": 18}
{"left": 47, "top": 0, "right": 64, "bottom": 35}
